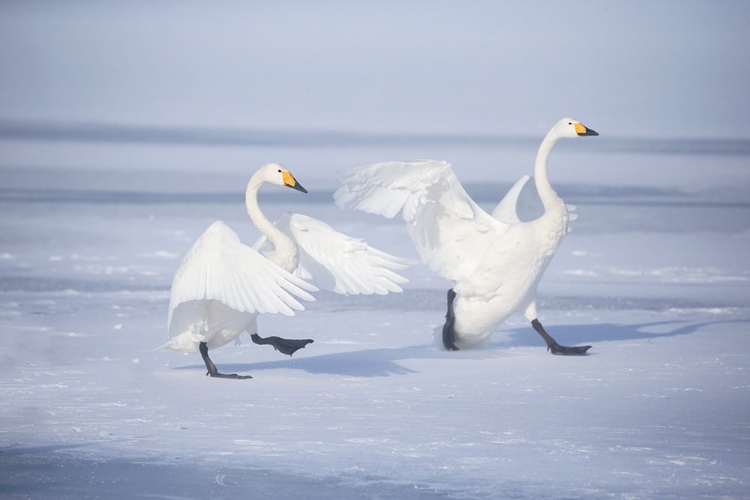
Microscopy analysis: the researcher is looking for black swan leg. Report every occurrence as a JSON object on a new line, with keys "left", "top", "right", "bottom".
{"left": 441, "top": 289, "right": 460, "bottom": 351}
{"left": 530, "top": 319, "right": 592, "bottom": 355}
{"left": 199, "top": 342, "right": 253, "bottom": 379}
{"left": 251, "top": 333, "right": 313, "bottom": 356}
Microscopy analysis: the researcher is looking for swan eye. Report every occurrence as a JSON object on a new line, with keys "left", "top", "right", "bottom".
{"left": 568, "top": 122, "right": 572, "bottom": 125}
{"left": 278, "top": 169, "right": 282, "bottom": 173}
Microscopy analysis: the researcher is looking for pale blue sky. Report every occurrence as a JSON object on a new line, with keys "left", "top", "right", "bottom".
{"left": 1, "top": 1, "right": 749, "bottom": 138}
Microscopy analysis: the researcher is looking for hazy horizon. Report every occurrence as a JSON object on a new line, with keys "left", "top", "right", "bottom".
{"left": 1, "top": 1, "right": 749, "bottom": 139}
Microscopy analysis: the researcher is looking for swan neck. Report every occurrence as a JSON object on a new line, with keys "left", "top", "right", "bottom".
{"left": 245, "top": 176, "right": 296, "bottom": 271}
{"left": 534, "top": 132, "right": 563, "bottom": 211}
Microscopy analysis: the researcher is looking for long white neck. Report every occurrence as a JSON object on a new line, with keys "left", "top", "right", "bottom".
{"left": 533, "top": 130, "right": 564, "bottom": 213}
{"left": 245, "top": 175, "right": 298, "bottom": 272}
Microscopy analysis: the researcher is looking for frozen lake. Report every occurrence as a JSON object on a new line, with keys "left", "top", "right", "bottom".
{"left": 1, "top": 136, "right": 749, "bottom": 499}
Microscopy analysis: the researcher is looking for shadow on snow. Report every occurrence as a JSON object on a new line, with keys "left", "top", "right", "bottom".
{"left": 174, "top": 317, "right": 747, "bottom": 378}
{"left": 497, "top": 317, "right": 747, "bottom": 349}
{"left": 176, "top": 344, "right": 506, "bottom": 378}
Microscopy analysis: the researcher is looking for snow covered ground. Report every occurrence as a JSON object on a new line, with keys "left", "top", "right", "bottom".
{"left": 1, "top": 140, "right": 749, "bottom": 499}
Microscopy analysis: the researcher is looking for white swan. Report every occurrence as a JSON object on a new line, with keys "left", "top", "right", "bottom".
{"left": 165, "top": 163, "right": 408, "bottom": 378}
{"left": 334, "top": 118, "right": 598, "bottom": 354}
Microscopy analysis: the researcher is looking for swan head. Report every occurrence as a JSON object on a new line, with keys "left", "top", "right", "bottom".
{"left": 257, "top": 162, "right": 308, "bottom": 193}
{"left": 554, "top": 118, "right": 599, "bottom": 139}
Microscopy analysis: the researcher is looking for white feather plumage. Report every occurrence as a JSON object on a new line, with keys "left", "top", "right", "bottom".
{"left": 254, "top": 213, "right": 409, "bottom": 296}
{"left": 165, "top": 163, "right": 407, "bottom": 357}
{"left": 335, "top": 119, "right": 598, "bottom": 349}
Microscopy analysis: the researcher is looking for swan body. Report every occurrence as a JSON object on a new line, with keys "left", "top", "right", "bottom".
{"left": 166, "top": 219, "right": 315, "bottom": 353}
{"left": 166, "top": 163, "right": 408, "bottom": 376}
{"left": 335, "top": 118, "right": 597, "bottom": 352}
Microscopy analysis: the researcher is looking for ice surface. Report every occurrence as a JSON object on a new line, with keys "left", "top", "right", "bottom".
{"left": 1, "top": 140, "right": 749, "bottom": 499}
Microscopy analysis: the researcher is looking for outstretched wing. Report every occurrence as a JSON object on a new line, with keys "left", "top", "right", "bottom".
{"left": 491, "top": 175, "right": 544, "bottom": 224}
{"left": 168, "top": 221, "right": 318, "bottom": 330}
{"left": 254, "top": 213, "right": 409, "bottom": 295}
{"left": 334, "top": 160, "right": 509, "bottom": 283}
{"left": 491, "top": 176, "right": 577, "bottom": 230}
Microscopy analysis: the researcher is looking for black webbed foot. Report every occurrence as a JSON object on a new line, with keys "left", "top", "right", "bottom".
{"left": 199, "top": 341, "right": 253, "bottom": 380}
{"left": 206, "top": 371, "right": 253, "bottom": 379}
{"left": 531, "top": 319, "right": 592, "bottom": 356}
{"left": 442, "top": 289, "right": 460, "bottom": 351}
{"left": 442, "top": 320, "right": 460, "bottom": 351}
{"left": 546, "top": 342, "right": 592, "bottom": 356}
{"left": 251, "top": 334, "right": 313, "bottom": 356}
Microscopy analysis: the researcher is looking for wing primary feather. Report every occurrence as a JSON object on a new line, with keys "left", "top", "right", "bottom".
{"left": 336, "top": 160, "right": 509, "bottom": 283}
{"left": 169, "top": 221, "right": 316, "bottom": 324}
{"left": 271, "top": 212, "right": 409, "bottom": 296}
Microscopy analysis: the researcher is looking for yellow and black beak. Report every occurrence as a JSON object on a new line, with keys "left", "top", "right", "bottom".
{"left": 282, "top": 171, "right": 308, "bottom": 193}
{"left": 574, "top": 122, "right": 599, "bottom": 136}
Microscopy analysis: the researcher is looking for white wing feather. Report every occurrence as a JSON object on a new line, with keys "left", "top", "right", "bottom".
{"left": 491, "top": 175, "right": 577, "bottom": 231}
{"left": 334, "top": 160, "right": 509, "bottom": 283}
{"left": 254, "top": 213, "right": 409, "bottom": 295}
{"left": 491, "top": 175, "right": 545, "bottom": 224}
{"left": 168, "top": 221, "right": 317, "bottom": 332}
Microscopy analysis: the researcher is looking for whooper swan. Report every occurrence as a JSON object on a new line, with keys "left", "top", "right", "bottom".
{"left": 334, "top": 118, "right": 598, "bottom": 354}
{"left": 165, "top": 163, "right": 408, "bottom": 378}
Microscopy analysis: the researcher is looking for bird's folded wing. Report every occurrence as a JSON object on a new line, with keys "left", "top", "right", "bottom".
{"left": 254, "top": 213, "right": 409, "bottom": 295}
{"left": 334, "top": 160, "right": 508, "bottom": 282}
{"left": 168, "top": 221, "right": 317, "bottom": 329}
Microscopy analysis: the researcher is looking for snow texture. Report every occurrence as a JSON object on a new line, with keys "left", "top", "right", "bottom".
{"left": 1, "top": 141, "right": 749, "bottom": 499}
